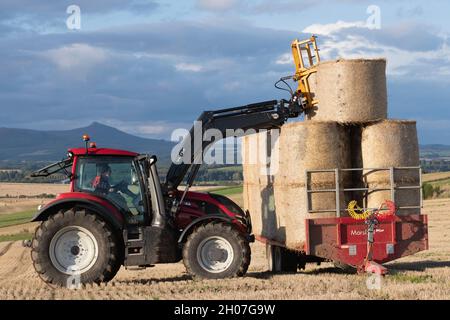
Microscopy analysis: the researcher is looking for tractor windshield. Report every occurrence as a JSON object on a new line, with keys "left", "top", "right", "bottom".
{"left": 74, "top": 156, "right": 145, "bottom": 222}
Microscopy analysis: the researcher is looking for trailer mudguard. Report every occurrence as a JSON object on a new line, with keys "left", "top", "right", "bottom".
{"left": 32, "top": 198, "right": 125, "bottom": 230}
{"left": 177, "top": 214, "right": 233, "bottom": 244}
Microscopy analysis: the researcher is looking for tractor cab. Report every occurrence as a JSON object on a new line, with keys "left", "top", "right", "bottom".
{"left": 32, "top": 143, "right": 151, "bottom": 225}
{"left": 72, "top": 152, "right": 146, "bottom": 223}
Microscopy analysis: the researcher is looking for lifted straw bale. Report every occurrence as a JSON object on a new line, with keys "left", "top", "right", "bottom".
{"left": 308, "top": 59, "right": 387, "bottom": 123}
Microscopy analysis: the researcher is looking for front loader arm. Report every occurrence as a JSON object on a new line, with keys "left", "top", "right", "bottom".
{"left": 165, "top": 99, "right": 302, "bottom": 190}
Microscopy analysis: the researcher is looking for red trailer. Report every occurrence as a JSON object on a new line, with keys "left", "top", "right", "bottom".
{"left": 258, "top": 167, "right": 428, "bottom": 275}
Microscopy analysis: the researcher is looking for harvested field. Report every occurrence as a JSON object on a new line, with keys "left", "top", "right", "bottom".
{"left": 423, "top": 171, "right": 450, "bottom": 183}
{"left": 0, "top": 198, "right": 449, "bottom": 300}
{"left": 0, "top": 183, "right": 69, "bottom": 197}
{"left": 0, "top": 183, "right": 69, "bottom": 216}
{"left": 0, "top": 183, "right": 222, "bottom": 199}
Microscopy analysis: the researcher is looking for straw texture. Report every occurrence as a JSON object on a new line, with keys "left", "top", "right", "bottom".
{"left": 308, "top": 59, "right": 387, "bottom": 123}
{"left": 242, "top": 122, "right": 352, "bottom": 249}
{"left": 361, "top": 120, "right": 420, "bottom": 215}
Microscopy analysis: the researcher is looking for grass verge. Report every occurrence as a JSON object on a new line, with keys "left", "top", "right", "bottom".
{"left": 207, "top": 186, "right": 243, "bottom": 196}
{"left": 0, "top": 232, "right": 33, "bottom": 243}
{"left": 391, "top": 273, "right": 434, "bottom": 283}
{"left": 0, "top": 210, "right": 35, "bottom": 228}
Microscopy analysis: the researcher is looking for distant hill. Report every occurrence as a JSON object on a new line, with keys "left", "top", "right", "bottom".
{"left": 0, "top": 122, "right": 174, "bottom": 162}
{"left": 420, "top": 144, "right": 450, "bottom": 159}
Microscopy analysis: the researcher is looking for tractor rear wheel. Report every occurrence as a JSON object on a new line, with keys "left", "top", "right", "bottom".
{"left": 183, "top": 222, "right": 251, "bottom": 279}
{"left": 31, "top": 208, "right": 122, "bottom": 287}
{"left": 266, "top": 244, "right": 298, "bottom": 272}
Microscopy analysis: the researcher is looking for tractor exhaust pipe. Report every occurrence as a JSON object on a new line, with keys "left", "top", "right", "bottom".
{"left": 148, "top": 156, "right": 166, "bottom": 228}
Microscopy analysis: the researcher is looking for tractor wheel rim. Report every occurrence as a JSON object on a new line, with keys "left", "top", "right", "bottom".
{"left": 196, "top": 236, "right": 234, "bottom": 273}
{"left": 49, "top": 226, "right": 99, "bottom": 275}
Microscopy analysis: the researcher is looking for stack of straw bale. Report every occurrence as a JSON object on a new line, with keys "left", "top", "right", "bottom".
{"left": 242, "top": 58, "right": 420, "bottom": 248}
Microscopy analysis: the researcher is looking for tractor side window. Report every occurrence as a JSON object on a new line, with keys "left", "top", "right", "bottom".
{"left": 74, "top": 157, "right": 145, "bottom": 222}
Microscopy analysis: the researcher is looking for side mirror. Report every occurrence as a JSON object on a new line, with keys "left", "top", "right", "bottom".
{"left": 131, "top": 170, "right": 138, "bottom": 185}
{"left": 149, "top": 155, "right": 158, "bottom": 165}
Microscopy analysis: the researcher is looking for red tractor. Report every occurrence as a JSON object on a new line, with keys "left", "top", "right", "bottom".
{"left": 30, "top": 99, "right": 303, "bottom": 286}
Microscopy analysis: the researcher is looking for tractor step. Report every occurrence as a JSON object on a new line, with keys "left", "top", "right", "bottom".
{"left": 125, "top": 265, "right": 155, "bottom": 271}
{"left": 123, "top": 227, "right": 147, "bottom": 266}
{"left": 123, "top": 226, "right": 181, "bottom": 266}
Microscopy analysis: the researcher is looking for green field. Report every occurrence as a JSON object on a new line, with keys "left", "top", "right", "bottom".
{"left": 422, "top": 171, "right": 450, "bottom": 199}
{"left": 0, "top": 210, "right": 35, "bottom": 228}
{"left": 0, "top": 232, "right": 32, "bottom": 242}
{"left": 207, "top": 186, "right": 243, "bottom": 196}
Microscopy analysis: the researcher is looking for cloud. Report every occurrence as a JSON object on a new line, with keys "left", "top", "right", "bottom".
{"left": 303, "top": 20, "right": 367, "bottom": 36}
{"left": 195, "top": 0, "right": 376, "bottom": 15}
{"left": 275, "top": 53, "right": 292, "bottom": 65}
{"left": 99, "top": 119, "right": 194, "bottom": 139}
{"left": 0, "top": 3, "right": 449, "bottom": 144}
{"left": 196, "top": 0, "right": 238, "bottom": 12}
{"left": 175, "top": 63, "right": 204, "bottom": 72}
{"left": 0, "top": 0, "right": 159, "bottom": 35}
{"left": 302, "top": 20, "right": 449, "bottom": 79}
{"left": 42, "top": 43, "right": 108, "bottom": 73}
{"left": 0, "top": 20, "right": 302, "bottom": 138}
{"left": 396, "top": 5, "right": 424, "bottom": 18}
{"left": 0, "top": 0, "right": 159, "bottom": 18}
{"left": 251, "top": 0, "right": 318, "bottom": 14}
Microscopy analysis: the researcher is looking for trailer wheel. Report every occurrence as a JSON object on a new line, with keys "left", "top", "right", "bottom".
{"left": 183, "top": 222, "right": 251, "bottom": 279}
{"left": 31, "top": 209, "right": 122, "bottom": 287}
{"left": 266, "top": 244, "right": 298, "bottom": 273}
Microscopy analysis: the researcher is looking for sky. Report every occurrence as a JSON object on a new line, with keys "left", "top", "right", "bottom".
{"left": 0, "top": 0, "right": 449, "bottom": 144}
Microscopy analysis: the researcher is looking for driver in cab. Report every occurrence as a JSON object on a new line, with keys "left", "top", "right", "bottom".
{"left": 91, "top": 164, "right": 137, "bottom": 210}
{"left": 92, "top": 164, "right": 113, "bottom": 195}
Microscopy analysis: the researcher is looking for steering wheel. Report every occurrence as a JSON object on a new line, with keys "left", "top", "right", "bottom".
{"left": 112, "top": 180, "right": 128, "bottom": 193}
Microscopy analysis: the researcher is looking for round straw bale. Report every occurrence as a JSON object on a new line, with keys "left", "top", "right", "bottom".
{"left": 242, "top": 121, "right": 354, "bottom": 249}
{"left": 242, "top": 122, "right": 358, "bottom": 248}
{"left": 304, "top": 72, "right": 317, "bottom": 103}
{"left": 242, "top": 131, "right": 274, "bottom": 186}
{"left": 361, "top": 120, "right": 420, "bottom": 215}
{"left": 274, "top": 121, "right": 352, "bottom": 186}
{"left": 273, "top": 185, "right": 341, "bottom": 248}
{"left": 275, "top": 121, "right": 353, "bottom": 231}
{"left": 243, "top": 182, "right": 285, "bottom": 243}
{"left": 242, "top": 131, "right": 285, "bottom": 242}
{"left": 308, "top": 59, "right": 387, "bottom": 123}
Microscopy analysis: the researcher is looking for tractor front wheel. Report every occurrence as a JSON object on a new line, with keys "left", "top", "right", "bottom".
{"left": 183, "top": 222, "right": 251, "bottom": 279}
{"left": 31, "top": 209, "right": 122, "bottom": 287}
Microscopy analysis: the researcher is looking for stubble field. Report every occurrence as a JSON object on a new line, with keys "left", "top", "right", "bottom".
{"left": 0, "top": 183, "right": 449, "bottom": 299}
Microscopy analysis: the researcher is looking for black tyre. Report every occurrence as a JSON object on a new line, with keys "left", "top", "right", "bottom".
{"left": 31, "top": 208, "right": 122, "bottom": 287}
{"left": 266, "top": 244, "right": 298, "bottom": 273}
{"left": 183, "top": 222, "right": 251, "bottom": 279}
